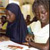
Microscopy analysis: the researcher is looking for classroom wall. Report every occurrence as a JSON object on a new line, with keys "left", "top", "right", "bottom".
{"left": 2, "top": 0, "right": 9, "bottom": 7}
{"left": 21, "top": 4, "right": 35, "bottom": 20}
{"left": 2, "top": 0, "right": 35, "bottom": 20}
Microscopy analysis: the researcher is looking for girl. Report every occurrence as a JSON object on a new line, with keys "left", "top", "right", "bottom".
{"left": 5, "top": 3, "right": 28, "bottom": 43}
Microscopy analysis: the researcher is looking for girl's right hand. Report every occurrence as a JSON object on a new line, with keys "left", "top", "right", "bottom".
{"left": 25, "top": 34, "right": 33, "bottom": 42}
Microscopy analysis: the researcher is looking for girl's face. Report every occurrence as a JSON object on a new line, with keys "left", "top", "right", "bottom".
{"left": 5, "top": 10, "right": 16, "bottom": 22}
{"left": 35, "top": 5, "right": 49, "bottom": 24}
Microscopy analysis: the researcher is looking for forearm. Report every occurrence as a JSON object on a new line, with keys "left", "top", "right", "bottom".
{"left": 29, "top": 40, "right": 49, "bottom": 50}
{"left": 29, "top": 42, "right": 46, "bottom": 50}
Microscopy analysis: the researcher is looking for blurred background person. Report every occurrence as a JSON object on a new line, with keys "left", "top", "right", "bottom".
{"left": 1, "top": 16, "right": 8, "bottom": 30}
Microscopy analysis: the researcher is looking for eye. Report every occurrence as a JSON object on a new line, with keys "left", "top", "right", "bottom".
{"left": 41, "top": 9, "right": 46, "bottom": 14}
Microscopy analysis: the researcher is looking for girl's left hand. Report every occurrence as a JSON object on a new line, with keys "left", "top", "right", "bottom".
{"left": 25, "top": 34, "right": 33, "bottom": 42}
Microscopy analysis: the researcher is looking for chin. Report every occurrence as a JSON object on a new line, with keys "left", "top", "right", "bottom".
{"left": 8, "top": 21, "right": 12, "bottom": 23}
{"left": 41, "top": 21, "right": 47, "bottom": 24}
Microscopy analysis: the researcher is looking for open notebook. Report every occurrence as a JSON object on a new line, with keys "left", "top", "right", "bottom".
{"left": 0, "top": 41, "right": 39, "bottom": 50}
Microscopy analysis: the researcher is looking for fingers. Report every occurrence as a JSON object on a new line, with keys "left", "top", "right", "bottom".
{"left": 25, "top": 36, "right": 29, "bottom": 42}
{"left": 23, "top": 42, "right": 29, "bottom": 45}
{"left": 26, "top": 35, "right": 32, "bottom": 42}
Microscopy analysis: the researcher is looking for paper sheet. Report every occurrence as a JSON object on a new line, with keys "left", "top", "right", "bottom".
{"left": 0, "top": 41, "right": 39, "bottom": 50}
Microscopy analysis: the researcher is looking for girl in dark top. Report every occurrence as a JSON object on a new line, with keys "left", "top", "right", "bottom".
{"left": 5, "top": 3, "right": 28, "bottom": 43}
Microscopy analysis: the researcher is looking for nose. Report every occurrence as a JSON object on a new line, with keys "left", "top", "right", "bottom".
{"left": 40, "top": 14, "right": 44, "bottom": 20}
{"left": 7, "top": 15, "right": 9, "bottom": 19}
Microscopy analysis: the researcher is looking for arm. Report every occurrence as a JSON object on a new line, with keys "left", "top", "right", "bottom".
{"left": 29, "top": 39, "right": 49, "bottom": 50}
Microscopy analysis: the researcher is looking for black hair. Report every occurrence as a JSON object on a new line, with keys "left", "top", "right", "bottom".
{"left": 32, "top": 0, "right": 49, "bottom": 13}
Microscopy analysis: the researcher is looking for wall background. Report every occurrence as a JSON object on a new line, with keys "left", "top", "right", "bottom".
{"left": 2, "top": 0, "right": 9, "bottom": 7}
{"left": 1, "top": 0, "right": 35, "bottom": 20}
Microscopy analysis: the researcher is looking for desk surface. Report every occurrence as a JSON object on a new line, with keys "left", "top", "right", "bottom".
{"left": 0, "top": 34, "right": 39, "bottom": 50}
{"left": 0, "top": 41, "right": 39, "bottom": 50}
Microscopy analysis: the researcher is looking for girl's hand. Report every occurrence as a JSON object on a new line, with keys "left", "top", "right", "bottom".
{"left": 25, "top": 34, "right": 33, "bottom": 42}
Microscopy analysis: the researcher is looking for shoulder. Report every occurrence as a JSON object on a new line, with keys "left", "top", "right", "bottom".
{"left": 29, "top": 20, "right": 41, "bottom": 27}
